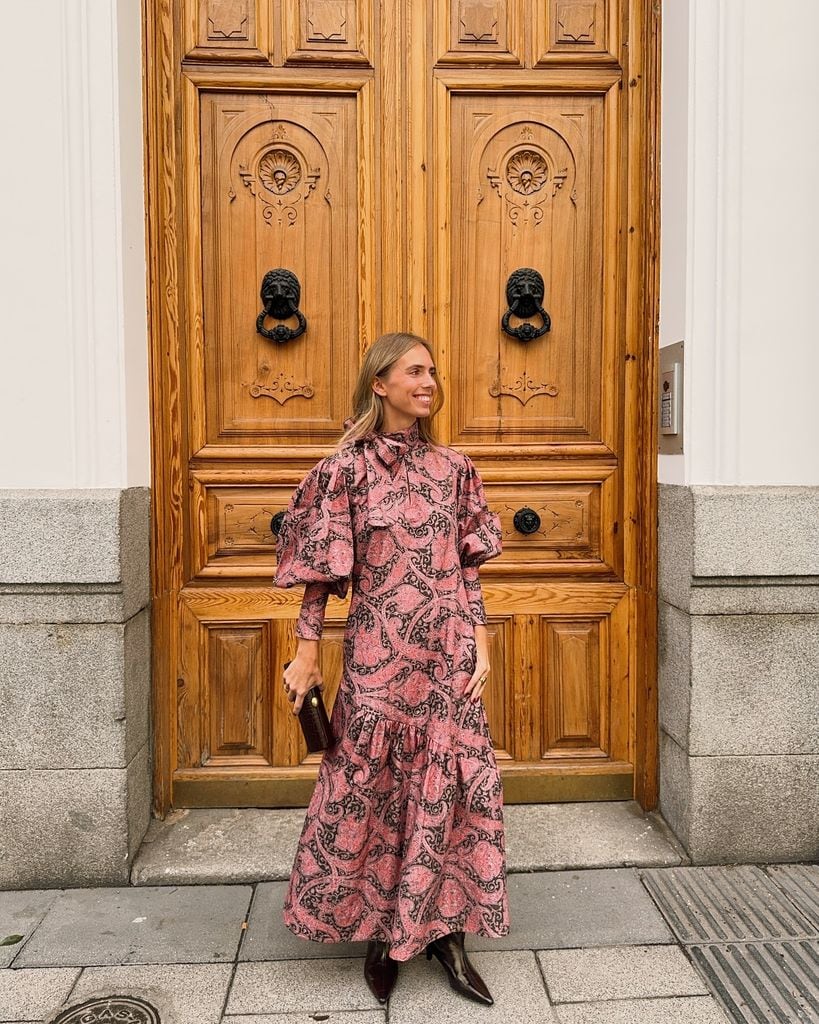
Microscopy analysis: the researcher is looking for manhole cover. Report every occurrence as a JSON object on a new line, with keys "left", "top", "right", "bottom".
{"left": 51, "top": 996, "right": 161, "bottom": 1024}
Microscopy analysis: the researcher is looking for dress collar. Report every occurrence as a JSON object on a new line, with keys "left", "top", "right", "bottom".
{"left": 343, "top": 418, "right": 424, "bottom": 472}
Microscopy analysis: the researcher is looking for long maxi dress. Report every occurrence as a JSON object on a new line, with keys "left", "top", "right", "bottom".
{"left": 274, "top": 418, "right": 510, "bottom": 962}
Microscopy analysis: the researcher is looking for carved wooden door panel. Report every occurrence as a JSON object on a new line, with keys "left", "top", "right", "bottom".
{"left": 147, "top": 0, "right": 659, "bottom": 810}
{"left": 433, "top": 4, "right": 646, "bottom": 805}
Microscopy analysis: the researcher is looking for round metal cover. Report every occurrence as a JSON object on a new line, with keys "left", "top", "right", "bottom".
{"left": 51, "top": 996, "right": 161, "bottom": 1024}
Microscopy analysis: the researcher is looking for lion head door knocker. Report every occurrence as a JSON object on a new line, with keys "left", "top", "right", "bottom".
{"left": 501, "top": 268, "right": 552, "bottom": 342}
{"left": 256, "top": 268, "right": 307, "bottom": 343}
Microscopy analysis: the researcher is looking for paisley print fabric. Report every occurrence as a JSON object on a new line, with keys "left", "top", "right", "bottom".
{"left": 274, "top": 419, "right": 509, "bottom": 961}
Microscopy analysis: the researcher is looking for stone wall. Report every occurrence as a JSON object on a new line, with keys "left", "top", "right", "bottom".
{"left": 658, "top": 485, "right": 819, "bottom": 863}
{"left": 0, "top": 489, "right": 151, "bottom": 888}
{"left": 4, "top": 482, "right": 816, "bottom": 882}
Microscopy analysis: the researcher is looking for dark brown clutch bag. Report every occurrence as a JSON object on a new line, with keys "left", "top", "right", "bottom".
{"left": 283, "top": 660, "right": 334, "bottom": 753}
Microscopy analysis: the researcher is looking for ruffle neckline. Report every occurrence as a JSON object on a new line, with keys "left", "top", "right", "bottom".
{"left": 375, "top": 420, "right": 422, "bottom": 442}
{"left": 343, "top": 417, "right": 425, "bottom": 474}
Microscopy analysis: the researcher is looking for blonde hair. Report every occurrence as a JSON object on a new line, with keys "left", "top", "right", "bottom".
{"left": 337, "top": 332, "right": 444, "bottom": 447}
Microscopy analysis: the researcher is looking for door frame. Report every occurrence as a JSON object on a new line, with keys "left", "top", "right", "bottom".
{"left": 142, "top": 0, "right": 661, "bottom": 817}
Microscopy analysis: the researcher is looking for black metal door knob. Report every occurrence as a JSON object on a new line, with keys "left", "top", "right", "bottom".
{"left": 270, "top": 511, "right": 287, "bottom": 537}
{"left": 513, "top": 507, "right": 541, "bottom": 534}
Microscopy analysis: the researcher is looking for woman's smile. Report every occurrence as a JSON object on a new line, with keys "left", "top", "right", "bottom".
{"left": 374, "top": 342, "right": 439, "bottom": 429}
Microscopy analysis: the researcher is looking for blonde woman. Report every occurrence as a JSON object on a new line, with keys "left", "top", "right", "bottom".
{"left": 275, "top": 332, "right": 509, "bottom": 1005}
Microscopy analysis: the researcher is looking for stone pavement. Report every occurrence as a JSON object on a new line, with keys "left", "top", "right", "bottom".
{"left": 1, "top": 804, "right": 818, "bottom": 1024}
{"left": 3, "top": 865, "right": 819, "bottom": 1024}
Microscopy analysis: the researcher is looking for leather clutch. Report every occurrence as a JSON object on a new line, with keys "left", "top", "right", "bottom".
{"left": 283, "top": 660, "right": 334, "bottom": 753}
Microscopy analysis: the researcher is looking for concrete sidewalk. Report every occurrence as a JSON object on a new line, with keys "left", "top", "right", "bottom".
{"left": 1, "top": 805, "right": 818, "bottom": 1024}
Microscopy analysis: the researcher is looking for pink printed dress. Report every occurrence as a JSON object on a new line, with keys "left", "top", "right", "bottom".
{"left": 274, "top": 418, "right": 509, "bottom": 961}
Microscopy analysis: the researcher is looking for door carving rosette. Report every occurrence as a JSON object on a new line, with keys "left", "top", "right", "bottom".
{"left": 237, "top": 139, "right": 321, "bottom": 227}
{"left": 486, "top": 143, "right": 571, "bottom": 229}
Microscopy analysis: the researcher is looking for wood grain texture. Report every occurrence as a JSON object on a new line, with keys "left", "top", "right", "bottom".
{"left": 206, "top": 623, "right": 270, "bottom": 764}
{"left": 145, "top": 0, "right": 660, "bottom": 810}
{"left": 543, "top": 618, "right": 604, "bottom": 757}
{"left": 533, "top": 0, "right": 620, "bottom": 65}
{"left": 145, "top": 0, "right": 184, "bottom": 816}
{"left": 624, "top": 0, "right": 660, "bottom": 808}
{"left": 449, "top": 90, "right": 607, "bottom": 444}
{"left": 436, "top": 0, "right": 523, "bottom": 66}
{"left": 184, "top": 0, "right": 271, "bottom": 62}
{"left": 199, "top": 90, "right": 360, "bottom": 446}
{"left": 282, "top": 0, "right": 372, "bottom": 65}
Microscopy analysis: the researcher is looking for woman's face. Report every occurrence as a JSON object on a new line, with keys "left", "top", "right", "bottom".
{"left": 373, "top": 344, "right": 438, "bottom": 425}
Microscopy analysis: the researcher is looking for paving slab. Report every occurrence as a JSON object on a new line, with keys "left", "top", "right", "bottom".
{"left": 131, "top": 809, "right": 304, "bottom": 885}
{"left": 554, "top": 996, "right": 731, "bottom": 1024}
{"left": 0, "top": 891, "right": 63, "bottom": 969}
{"left": 15, "top": 886, "right": 252, "bottom": 967}
{"left": 131, "top": 803, "right": 686, "bottom": 886}
{"left": 0, "top": 967, "right": 79, "bottom": 1021}
{"left": 245, "top": 870, "right": 673, "bottom": 959}
{"left": 505, "top": 802, "right": 687, "bottom": 871}
{"left": 223, "top": 1015, "right": 385, "bottom": 1023}
{"left": 537, "top": 945, "right": 709, "bottom": 1002}
{"left": 388, "top": 950, "right": 555, "bottom": 1023}
{"left": 240, "top": 883, "right": 367, "bottom": 962}
{"left": 64, "top": 963, "right": 233, "bottom": 1024}
{"left": 641, "top": 865, "right": 819, "bottom": 943}
{"left": 469, "top": 869, "right": 673, "bottom": 951}
{"left": 227, "top": 959, "right": 382, "bottom": 1015}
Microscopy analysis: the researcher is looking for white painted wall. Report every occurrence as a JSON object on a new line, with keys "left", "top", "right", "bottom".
{"left": 660, "top": 0, "right": 819, "bottom": 485}
{"left": 0, "top": 0, "right": 149, "bottom": 489}
{"left": 2, "top": 1, "right": 817, "bottom": 489}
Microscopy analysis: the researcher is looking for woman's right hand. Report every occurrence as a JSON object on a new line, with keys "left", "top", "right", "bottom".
{"left": 284, "top": 641, "right": 324, "bottom": 716}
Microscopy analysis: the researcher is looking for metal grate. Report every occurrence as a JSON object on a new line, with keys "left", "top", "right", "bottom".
{"left": 688, "top": 941, "right": 819, "bottom": 1024}
{"left": 641, "top": 866, "right": 819, "bottom": 943}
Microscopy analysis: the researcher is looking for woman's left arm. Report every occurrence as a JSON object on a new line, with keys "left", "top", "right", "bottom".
{"left": 464, "top": 623, "right": 490, "bottom": 702}
{"left": 456, "top": 456, "right": 502, "bottom": 703}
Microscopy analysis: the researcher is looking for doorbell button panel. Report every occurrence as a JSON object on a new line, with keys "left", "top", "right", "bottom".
{"left": 658, "top": 340, "right": 684, "bottom": 454}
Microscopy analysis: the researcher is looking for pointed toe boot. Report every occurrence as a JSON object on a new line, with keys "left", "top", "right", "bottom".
{"left": 425, "top": 931, "right": 494, "bottom": 1006}
{"left": 364, "top": 940, "right": 398, "bottom": 1004}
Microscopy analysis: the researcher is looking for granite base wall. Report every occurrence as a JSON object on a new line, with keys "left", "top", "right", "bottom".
{"left": 0, "top": 489, "right": 151, "bottom": 888}
{"left": 658, "top": 485, "right": 819, "bottom": 863}
{"left": 3, "top": 483, "right": 815, "bottom": 880}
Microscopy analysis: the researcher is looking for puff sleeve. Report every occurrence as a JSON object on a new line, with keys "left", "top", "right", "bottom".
{"left": 274, "top": 456, "right": 354, "bottom": 640}
{"left": 456, "top": 456, "right": 503, "bottom": 625}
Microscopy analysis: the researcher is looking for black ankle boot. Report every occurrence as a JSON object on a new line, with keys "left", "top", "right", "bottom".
{"left": 364, "top": 940, "right": 398, "bottom": 1003}
{"left": 425, "top": 931, "right": 493, "bottom": 1006}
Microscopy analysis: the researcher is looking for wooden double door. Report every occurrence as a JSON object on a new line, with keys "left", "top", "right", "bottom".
{"left": 145, "top": 0, "right": 659, "bottom": 812}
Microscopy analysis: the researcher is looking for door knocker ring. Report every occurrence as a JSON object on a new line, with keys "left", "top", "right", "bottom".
{"left": 501, "top": 268, "right": 552, "bottom": 342}
{"left": 256, "top": 269, "right": 307, "bottom": 343}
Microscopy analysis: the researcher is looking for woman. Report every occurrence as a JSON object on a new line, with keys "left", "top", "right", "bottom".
{"left": 274, "top": 332, "right": 509, "bottom": 1006}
